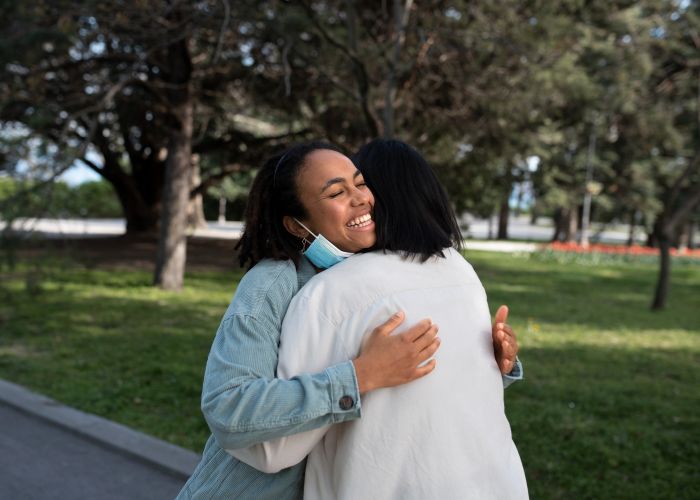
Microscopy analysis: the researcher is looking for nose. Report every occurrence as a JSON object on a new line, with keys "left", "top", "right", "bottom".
{"left": 350, "top": 185, "right": 373, "bottom": 206}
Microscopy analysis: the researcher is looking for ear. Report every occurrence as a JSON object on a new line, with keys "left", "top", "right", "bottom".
{"left": 283, "top": 216, "right": 308, "bottom": 239}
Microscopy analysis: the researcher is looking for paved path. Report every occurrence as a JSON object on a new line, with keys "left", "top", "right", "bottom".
{"left": 0, "top": 380, "right": 200, "bottom": 500}
{"left": 2, "top": 215, "right": 639, "bottom": 246}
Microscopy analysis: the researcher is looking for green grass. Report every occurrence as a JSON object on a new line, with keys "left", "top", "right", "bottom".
{"left": 0, "top": 251, "right": 698, "bottom": 498}
{"left": 0, "top": 258, "right": 245, "bottom": 451}
{"left": 472, "top": 251, "right": 700, "bottom": 499}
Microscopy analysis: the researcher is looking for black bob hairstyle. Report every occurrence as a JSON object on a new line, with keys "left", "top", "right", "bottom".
{"left": 236, "top": 141, "right": 342, "bottom": 269}
{"left": 354, "top": 139, "right": 463, "bottom": 262}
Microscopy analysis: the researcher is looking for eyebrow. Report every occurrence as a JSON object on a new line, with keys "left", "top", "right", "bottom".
{"left": 320, "top": 170, "right": 362, "bottom": 193}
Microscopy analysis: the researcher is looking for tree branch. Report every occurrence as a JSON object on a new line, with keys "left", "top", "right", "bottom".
{"left": 78, "top": 156, "right": 104, "bottom": 174}
{"left": 300, "top": 0, "right": 379, "bottom": 136}
{"left": 190, "top": 163, "right": 243, "bottom": 198}
{"left": 211, "top": 0, "right": 231, "bottom": 65}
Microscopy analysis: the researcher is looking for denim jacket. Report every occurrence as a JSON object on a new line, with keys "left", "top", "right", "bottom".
{"left": 177, "top": 258, "right": 363, "bottom": 499}
{"left": 177, "top": 257, "right": 523, "bottom": 499}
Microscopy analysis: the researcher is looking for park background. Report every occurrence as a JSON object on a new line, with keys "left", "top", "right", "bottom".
{"left": 1, "top": 1, "right": 699, "bottom": 498}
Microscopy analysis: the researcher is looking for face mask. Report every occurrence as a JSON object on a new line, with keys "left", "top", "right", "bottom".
{"left": 294, "top": 218, "right": 354, "bottom": 269}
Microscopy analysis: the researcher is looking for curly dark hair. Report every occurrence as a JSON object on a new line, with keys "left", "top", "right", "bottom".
{"left": 236, "top": 141, "right": 342, "bottom": 269}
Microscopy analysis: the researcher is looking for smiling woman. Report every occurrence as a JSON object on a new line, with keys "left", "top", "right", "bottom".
{"left": 282, "top": 149, "right": 376, "bottom": 255}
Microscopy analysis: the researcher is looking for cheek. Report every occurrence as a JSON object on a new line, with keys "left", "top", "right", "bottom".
{"left": 312, "top": 204, "right": 346, "bottom": 234}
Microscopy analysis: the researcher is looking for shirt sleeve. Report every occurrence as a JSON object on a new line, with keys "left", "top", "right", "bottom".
{"left": 227, "top": 298, "right": 354, "bottom": 472}
{"left": 502, "top": 357, "right": 524, "bottom": 389}
{"left": 201, "top": 312, "right": 361, "bottom": 451}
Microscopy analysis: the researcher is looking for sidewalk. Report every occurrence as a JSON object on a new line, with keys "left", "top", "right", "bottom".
{"left": 1, "top": 215, "right": 639, "bottom": 246}
{"left": 0, "top": 379, "right": 200, "bottom": 500}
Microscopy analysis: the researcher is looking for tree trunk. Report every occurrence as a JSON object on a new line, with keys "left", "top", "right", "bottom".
{"left": 218, "top": 197, "right": 227, "bottom": 223}
{"left": 677, "top": 223, "right": 689, "bottom": 252}
{"left": 339, "top": 0, "right": 379, "bottom": 137}
{"left": 646, "top": 230, "right": 656, "bottom": 248}
{"left": 689, "top": 222, "right": 696, "bottom": 249}
{"left": 106, "top": 175, "right": 160, "bottom": 234}
{"left": 626, "top": 210, "right": 637, "bottom": 247}
{"left": 123, "top": 198, "right": 160, "bottom": 233}
{"left": 530, "top": 211, "right": 538, "bottom": 225}
{"left": 187, "top": 156, "right": 207, "bottom": 230}
{"left": 154, "top": 36, "right": 193, "bottom": 291}
{"left": 513, "top": 186, "right": 524, "bottom": 217}
{"left": 551, "top": 208, "right": 564, "bottom": 241}
{"left": 565, "top": 206, "right": 578, "bottom": 243}
{"left": 382, "top": 0, "right": 412, "bottom": 137}
{"left": 651, "top": 224, "right": 671, "bottom": 310}
{"left": 497, "top": 194, "right": 509, "bottom": 240}
{"left": 90, "top": 133, "right": 163, "bottom": 234}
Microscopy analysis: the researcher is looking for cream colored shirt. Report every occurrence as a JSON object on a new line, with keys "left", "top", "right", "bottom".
{"left": 231, "top": 249, "right": 528, "bottom": 499}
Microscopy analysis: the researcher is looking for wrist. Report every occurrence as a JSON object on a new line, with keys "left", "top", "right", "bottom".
{"left": 352, "top": 357, "right": 374, "bottom": 394}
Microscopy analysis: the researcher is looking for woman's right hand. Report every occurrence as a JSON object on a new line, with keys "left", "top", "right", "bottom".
{"left": 352, "top": 311, "right": 440, "bottom": 394}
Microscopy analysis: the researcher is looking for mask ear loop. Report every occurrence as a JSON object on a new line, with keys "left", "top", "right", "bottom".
{"left": 294, "top": 218, "right": 318, "bottom": 240}
{"left": 293, "top": 218, "right": 315, "bottom": 252}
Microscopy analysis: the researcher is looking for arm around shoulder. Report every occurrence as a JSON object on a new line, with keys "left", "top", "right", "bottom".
{"left": 201, "top": 313, "right": 362, "bottom": 450}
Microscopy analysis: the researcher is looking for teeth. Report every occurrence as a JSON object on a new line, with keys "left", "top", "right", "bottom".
{"left": 347, "top": 213, "right": 372, "bottom": 228}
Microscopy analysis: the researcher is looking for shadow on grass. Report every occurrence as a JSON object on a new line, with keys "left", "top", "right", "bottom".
{"left": 508, "top": 343, "right": 699, "bottom": 500}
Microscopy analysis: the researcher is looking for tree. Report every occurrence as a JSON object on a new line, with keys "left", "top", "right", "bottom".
{"left": 1, "top": 0, "right": 308, "bottom": 288}
{"left": 3, "top": 0, "right": 699, "bottom": 298}
{"left": 644, "top": 0, "right": 700, "bottom": 309}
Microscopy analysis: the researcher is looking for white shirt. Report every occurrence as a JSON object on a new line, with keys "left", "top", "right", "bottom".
{"left": 231, "top": 249, "right": 528, "bottom": 499}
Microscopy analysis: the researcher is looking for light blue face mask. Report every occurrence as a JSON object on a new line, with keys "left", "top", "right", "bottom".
{"left": 294, "top": 218, "right": 354, "bottom": 269}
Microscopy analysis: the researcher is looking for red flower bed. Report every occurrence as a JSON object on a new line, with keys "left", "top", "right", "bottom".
{"left": 547, "top": 241, "right": 700, "bottom": 258}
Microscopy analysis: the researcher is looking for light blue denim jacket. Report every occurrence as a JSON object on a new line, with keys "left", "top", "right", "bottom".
{"left": 177, "top": 257, "right": 523, "bottom": 499}
{"left": 177, "top": 258, "right": 363, "bottom": 499}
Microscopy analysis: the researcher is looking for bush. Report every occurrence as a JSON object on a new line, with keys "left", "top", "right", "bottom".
{"left": 0, "top": 178, "right": 121, "bottom": 219}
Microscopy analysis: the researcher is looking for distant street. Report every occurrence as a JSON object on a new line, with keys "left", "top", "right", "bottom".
{"left": 3, "top": 215, "right": 638, "bottom": 245}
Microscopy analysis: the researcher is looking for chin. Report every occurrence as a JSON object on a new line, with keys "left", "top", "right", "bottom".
{"left": 358, "top": 237, "right": 377, "bottom": 251}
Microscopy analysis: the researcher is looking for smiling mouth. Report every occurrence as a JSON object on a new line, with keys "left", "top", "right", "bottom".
{"left": 346, "top": 213, "right": 373, "bottom": 228}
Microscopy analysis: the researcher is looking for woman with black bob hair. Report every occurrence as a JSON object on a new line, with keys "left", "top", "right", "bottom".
{"left": 178, "top": 141, "right": 521, "bottom": 500}
{"left": 234, "top": 138, "right": 527, "bottom": 499}
{"left": 354, "top": 138, "right": 463, "bottom": 261}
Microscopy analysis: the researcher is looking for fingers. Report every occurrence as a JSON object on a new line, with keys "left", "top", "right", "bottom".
{"left": 498, "top": 325, "right": 519, "bottom": 357}
{"left": 500, "top": 357, "right": 514, "bottom": 374}
{"left": 374, "top": 311, "right": 406, "bottom": 337}
{"left": 494, "top": 305, "right": 509, "bottom": 325}
{"left": 499, "top": 324, "right": 515, "bottom": 339}
{"left": 412, "top": 323, "right": 439, "bottom": 352}
{"left": 494, "top": 325, "right": 514, "bottom": 346}
{"left": 412, "top": 324, "right": 439, "bottom": 375}
{"left": 412, "top": 359, "right": 437, "bottom": 379}
{"left": 417, "top": 335, "right": 440, "bottom": 361}
{"left": 493, "top": 320, "right": 518, "bottom": 374}
{"left": 400, "top": 318, "right": 434, "bottom": 343}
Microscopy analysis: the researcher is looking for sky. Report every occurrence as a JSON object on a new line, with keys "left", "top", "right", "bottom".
{"left": 60, "top": 162, "right": 101, "bottom": 186}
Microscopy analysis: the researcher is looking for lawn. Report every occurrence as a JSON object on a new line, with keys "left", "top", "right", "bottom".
{"left": 0, "top": 246, "right": 698, "bottom": 499}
